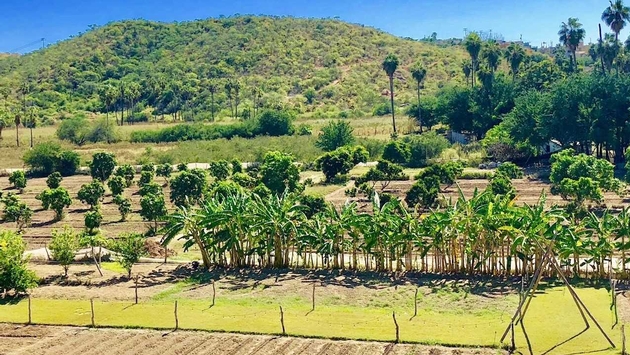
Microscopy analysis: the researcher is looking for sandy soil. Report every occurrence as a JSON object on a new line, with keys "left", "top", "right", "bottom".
{"left": 0, "top": 323, "right": 502, "bottom": 355}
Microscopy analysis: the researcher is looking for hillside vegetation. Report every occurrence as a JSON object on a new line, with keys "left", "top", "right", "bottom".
{"left": 0, "top": 16, "right": 467, "bottom": 120}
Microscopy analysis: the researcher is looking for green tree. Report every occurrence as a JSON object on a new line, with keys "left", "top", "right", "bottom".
{"left": 464, "top": 33, "right": 482, "bottom": 86}
{"left": 496, "top": 162, "right": 524, "bottom": 179}
{"left": 481, "top": 40, "right": 502, "bottom": 73}
{"left": 8, "top": 171, "right": 27, "bottom": 192}
{"left": 113, "top": 195, "right": 132, "bottom": 221}
{"left": 156, "top": 164, "right": 173, "bottom": 184}
{"left": 89, "top": 152, "right": 117, "bottom": 181}
{"left": 170, "top": 169, "right": 207, "bottom": 207}
{"left": 46, "top": 172, "right": 63, "bottom": 189}
{"left": 50, "top": 226, "right": 79, "bottom": 277}
{"left": 382, "top": 140, "right": 411, "bottom": 165}
{"left": 603, "top": 0, "right": 630, "bottom": 41}
{"left": 209, "top": 160, "right": 231, "bottom": 181}
{"left": 382, "top": 54, "right": 400, "bottom": 134}
{"left": 504, "top": 43, "right": 526, "bottom": 80}
{"left": 558, "top": 18, "right": 586, "bottom": 71}
{"left": 140, "top": 193, "right": 168, "bottom": 234}
{"left": 77, "top": 180, "right": 105, "bottom": 210}
{"left": 231, "top": 159, "right": 243, "bottom": 174}
{"left": 315, "top": 120, "right": 355, "bottom": 151}
{"left": 84, "top": 209, "right": 103, "bottom": 234}
{"left": 260, "top": 151, "right": 301, "bottom": 195}
{"left": 256, "top": 109, "right": 295, "bottom": 136}
{"left": 405, "top": 176, "right": 440, "bottom": 210}
{"left": 410, "top": 62, "right": 427, "bottom": 132}
{"left": 37, "top": 187, "right": 72, "bottom": 221}
{"left": 110, "top": 233, "right": 147, "bottom": 278}
{"left": 0, "top": 231, "right": 38, "bottom": 295}
{"left": 114, "top": 165, "right": 135, "bottom": 187}
{"left": 107, "top": 175, "right": 126, "bottom": 197}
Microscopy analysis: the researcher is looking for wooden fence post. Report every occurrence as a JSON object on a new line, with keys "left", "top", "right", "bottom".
{"left": 90, "top": 299, "right": 95, "bottom": 328}
{"left": 279, "top": 306, "right": 286, "bottom": 336}
{"left": 413, "top": 288, "right": 418, "bottom": 318}
{"left": 174, "top": 300, "right": 179, "bottom": 330}
{"left": 28, "top": 294, "right": 32, "bottom": 325}
{"left": 134, "top": 276, "right": 139, "bottom": 305}
{"left": 312, "top": 283, "right": 316, "bottom": 312}
{"left": 392, "top": 311, "right": 399, "bottom": 343}
{"left": 623, "top": 324, "right": 627, "bottom": 355}
{"left": 212, "top": 280, "right": 216, "bottom": 307}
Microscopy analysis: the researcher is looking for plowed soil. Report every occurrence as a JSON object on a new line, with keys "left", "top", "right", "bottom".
{"left": 0, "top": 324, "right": 501, "bottom": 355}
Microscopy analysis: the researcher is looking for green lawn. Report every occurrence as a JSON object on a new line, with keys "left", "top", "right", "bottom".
{"left": 0, "top": 284, "right": 621, "bottom": 353}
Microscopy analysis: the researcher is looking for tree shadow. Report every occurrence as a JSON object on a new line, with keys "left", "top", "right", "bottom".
{"left": 541, "top": 327, "right": 589, "bottom": 355}
{"left": 0, "top": 294, "right": 27, "bottom": 305}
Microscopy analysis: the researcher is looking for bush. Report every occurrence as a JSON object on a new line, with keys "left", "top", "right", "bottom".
{"left": 107, "top": 176, "right": 126, "bottom": 196}
{"left": 129, "top": 121, "right": 258, "bottom": 143}
{"left": 84, "top": 209, "right": 103, "bottom": 234}
{"left": 416, "top": 162, "right": 464, "bottom": 189}
{"left": 139, "top": 181, "right": 162, "bottom": 197}
{"left": 496, "top": 162, "right": 524, "bottom": 179}
{"left": 232, "top": 172, "right": 257, "bottom": 189}
{"left": 50, "top": 226, "right": 79, "bottom": 277}
{"left": 315, "top": 120, "right": 355, "bottom": 151}
{"left": 0, "top": 231, "right": 38, "bottom": 295}
{"left": 401, "top": 132, "right": 451, "bottom": 168}
{"left": 110, "top": 233, "right": 147, "bottom": 277}
{"left": 77, "top": 180, "right": 105, "bottom": 210}
{"left": 138, "top": 170, "right": 154, "bottom": 188}
{"left": 9, "top": 171, "right": 27, "bottom": 191}
{"left": 177, "top": 162, "right": 188, "bottom": 172}
{"left": 36, "top": 187, "right": 71, "bottom": 221}
{"left": 405, "top": 176, "right": 440, "bottom": 209}
{"left": 140, "top": 193, "right": 167, "bottom": 234}
{"left": 382, "top": 140, "right": 411, "bottom": 165}
{"left": 299, "top": 195, "right": 327, "bottom": 218}
{"left": 316, "top": 146, "right": 366, "bottom": 183}
{"left": 209, "top": 160, "right": 230, "bottom": 181}
{"left": 231, "top": 159, "right": 243, "bottom": 174}
{"left": 372, "top": 102, "right": 392, "bottom": 116}
{"left": 488, "top": 172, "right": 516, "bottom": 198}
{"left": 296, "top": 124, "right": 313, "bottom": 136}
{"left": 156, "top": 164, "right": 173, "bottom": 183}
{"left": 170, "top": 169, "right": 207, "bottom": 207}
{"left": 460, "top": 170, "right": 494, "bottom": 179}
{"left": 46, "top": 172, "right": 63, "bottom": 189}
{"left": 260, "top": 151, "right": 301, "bottom": 195}
{"left": 114, "top": 165, "right": 135, "bottom": 187}
{"left": 113, "top": 195, "right": 132, "bottom": 221}
{"left": 57, "top": 117, "right": 120, "bottom": 145}
{"left": 255, "top": 109, "right": 295, "bottom": 136}
{"left": 89, "top": 152, "right": 117, "bottom": 181}
{"left": 1, "top": 194, "right": 32, "bottom": 231}
{"left": 23, "top": 142, "right": 80, "bottom": 176}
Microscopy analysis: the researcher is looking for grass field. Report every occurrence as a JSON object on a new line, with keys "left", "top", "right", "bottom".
{"left": 0, "top": 280, "right": 620, "bottom": 354}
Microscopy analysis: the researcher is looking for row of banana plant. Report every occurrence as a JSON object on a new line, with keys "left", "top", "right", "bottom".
{"left": 162, "top": 189, "right": 630, "bottom": 278}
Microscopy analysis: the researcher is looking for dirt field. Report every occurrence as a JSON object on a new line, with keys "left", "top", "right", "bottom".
{"left": 0, "top": 323, "right": 500, "bottom": 355}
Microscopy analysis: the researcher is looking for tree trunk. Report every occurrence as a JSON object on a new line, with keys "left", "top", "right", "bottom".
{"left": 389, "top": 76, "right": 396, "bottom": 134}
{"left": 416, "top": 84, "right": 422, "bottom": 133}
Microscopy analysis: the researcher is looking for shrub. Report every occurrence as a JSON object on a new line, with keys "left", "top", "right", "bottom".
{"left": 89, "top": 152, "right": 117, "bottom": 181}
{"left": 1, "top": 194, "right": 32, "bottom": 231}
{"left": 139, "top": 181, "right": 162, "bottom": 197}
{"left": 382, "top": 140, "right": 411, "bottom": 165}
{"left": 296, "top": 124, "right": 313, "bottom": 136}
{"left": 177, "top": 162, "right": 188, "bottom": 172}
{"left": 252, "top": 183, "right": 272, "bottom": 198}
{"left": 460, "top": 171, "right": 494, "bottom": 179}
{"left": 0, "top": 231, "right": 38, "bottom": 295}
{"left": 402, "top": 132, "right": 451, "bottom": 168}
{"left": 356, "top": 160, "right": 408, "bottom": 190}
{"left": 315, "top": 120, "right": 355, "bottom": 151}
{"left": 84, "top": 209, "right": 103, "bottom": 234}
{"left": 46, "top": 172, "right": 63, "bottom": 189}
{"left": 129, "top": 122, "right": 257, "bottom": 143}
{"left": 260, "top": 151, "right": 301, "bottom": 195}
{"left": 299, "top": 195, "right": 327, "bottom": 218}
{"left": 488, "top": 172, "right": 516, "bottom": 198}
{"left": 113, "top": 195, "right": 132, "bottom": 221}
{"left": 23, "top": 142, "right": 79, "bottom": 176}
{"left": 57, "top": 117, "right": 119, "bottom": 145}
{"left": 107, "top": 176, "right": 126, "bottom": 197}
{"left": 9, "top": 171, "right": 27, "bottom": 191}
{"left": 416, "top": 162, "right": 464, "bottom": 189}
{"left": 316, "top": 146, "right": 366, "bottom": 183}
{"left": 405, "top": 176, "right": 440, "bottom": 210}
{"left": 209, "top": 160, "right": 231, "bottom": 181}
{"left": 232, "top": 172, "right": 257, "bottom": 189}
{"left": 211, "top": 180, "right": 243, "bottom": 199}
{"left": 231, "top": 159, "right": 243, "bottom": 174}
{"left": 140, "top": 193, "right": 167, "bottom": 234}
{"left": 37, "top": 187, "right": 71, "bottom": 221}
{"left": 110, "top": 233, "right": 147, "bottom": 278}
{"left": 255, "top": 109, "right": 295, "bottom": 136}
{"left": 138, "top": 171, "right": 154, "bottom": 188}
{"left": 170, "top": 169, "right": 207, "bottom": 207}
{"left": 496, "top": 162, "right": 524, "bottom": 179}
{"left": 50, "top": 226, "right": 79, "bottom": 277}
{"left": 114, "top": 165, "right": 135, "bottom": 187}
{"left": 372, "top": 102, "right": 391, "bottom": 116}
{"left": 156, "top": 164, "right": 173, "bottom": 183}
{"left": 141, "top": 163, "right": 155, "bottom": 173}
{"left": 77, "top": 180, "right": 105, "bottom": 210}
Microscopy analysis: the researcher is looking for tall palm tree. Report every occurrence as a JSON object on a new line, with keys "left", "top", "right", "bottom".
{"left": 14, "top": 110, "right": 21, "bottom": 147}
{"left": 382, "top": 54, "right": 399, "bottom": 134}
{"left": 208, "top": 80, "right": 218, "bottom": 121}
{"left": 558, "top": 18, "right": 586, "bottom": 72}
{"left": 462, "top": 61, "right": 472, "bottom": 87}
{"left": 504, "top": 43, "right": 526, "bottom": 80}
{"left": 602, "top": 0, "right": 630, "bottom": 41}
{"left": 410, "top": 62, "right": 427, "bottom": 133}
{"left": 464, "top": 33, "right": 482, "bottom": 86}
{"left": 481, "top": 40, "right": 502, "bottom": 73}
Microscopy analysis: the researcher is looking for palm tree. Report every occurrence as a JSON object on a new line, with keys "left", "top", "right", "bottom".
{"left": 208, "top": 80, "right": 218, "bottom": 121}
{"left": 410, "top": 62, "right": 427, "bottom": 133}
{"left": 481, "top": 40, "right": 502, "bottom": 73}
{"left": 558, "top": 18, "right": 586, "bottom": 72}
{"left": 162, "top": 206, "right": 213, "bottom": 269}
{"left": 462, "top": 61, "right": 472, "bottom": 87}
{"left": 504, "top": 43, "right": 526, "bottom": 80}
{"left": 602, "top": 0, "right": 630, "bottom": 41}
{"left": 464, "top": 33, "right": 482, "bottom": 86}
{"left": 382, "top": 54, "right": 399, "bottom": 134}
{"left": 14, "top": 110, "right": 21, "bottom": 147}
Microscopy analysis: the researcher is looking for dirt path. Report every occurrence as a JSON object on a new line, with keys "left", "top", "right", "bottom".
{"left": 0, "top": 324, "right": 502, "bottom": 355}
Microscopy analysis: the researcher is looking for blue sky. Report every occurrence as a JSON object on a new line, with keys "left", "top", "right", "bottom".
{"left": 0, "top": 0, "right": 619, "bottom": 53}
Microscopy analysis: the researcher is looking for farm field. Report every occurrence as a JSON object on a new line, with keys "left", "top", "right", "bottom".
{"left": 0, "top": 262, "right": 624, "bottom": 354}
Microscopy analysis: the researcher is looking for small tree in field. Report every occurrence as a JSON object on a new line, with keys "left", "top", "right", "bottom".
{"left": 209, "top": 160, "right": 230, "bottom": 181}
{"left": 382, "top": 140, "right": 411, "bottom": 165}
{"left": 0, "top": 231, "right": 38, "bottom": 295}
{"left": 113, "top": 195, "right": 132, "bottom": 221}
{"left": 170, "top": 169, "right": 207, "bottom": 207}
{"left": 114, "top": 164, "right": 135, "bottom": 187}
{"left": 139, "top": 181, "right": 162, "bottom": 197}
{"left": 84, "top": 209, "right": 103, "bottom": 234}
{"left": 315, "top": 120, "right": 355, "bottom": 151}
{"left": 46, "top": 172, "right": 63, "bottom": 189}
{"left": 316, "top": 146, "right": 368, "bottom": 183}
{"left": 496, "top": 162, "right": 523, "bottom": 179}
{"left": 89, "top": 152, "right": 117, "bottom": 181}
{"left": 260, "top": 151, "right": 301, "bottom": 195}
{"left": 111, "top": 233, "right": 147, "bottom": 278}
{"left": 50, "top": 226, "right": 79, "bottom": 277}
{"left": 9, "top": 171, "right": 27, "bottom": 192}
{"left": 156, "top": 164, "right": 173, "bottom": 185}
{"left": 231, "top": 159, "right": 242, "bottom": 174}
{"left": 78, "top": 180, "right": 105, "bottom": 210}
{"left": 37, "top": 187, "right": 72, "bottom": 221}
{"left": 138, "top": 170, "right": 154, "bottom": 189}
{"left": 405, "top": 176, "right": 440, "bottom": 210}
{"left": 140, "top": 193, "right": 167, "bottom": 235}
{"left": 107, "top": 175, "right": 126, "bottom": 197}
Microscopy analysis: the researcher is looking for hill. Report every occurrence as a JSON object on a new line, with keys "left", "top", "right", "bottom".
{"left": 0, "top": 16, "right": 467, "bottom": 120}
